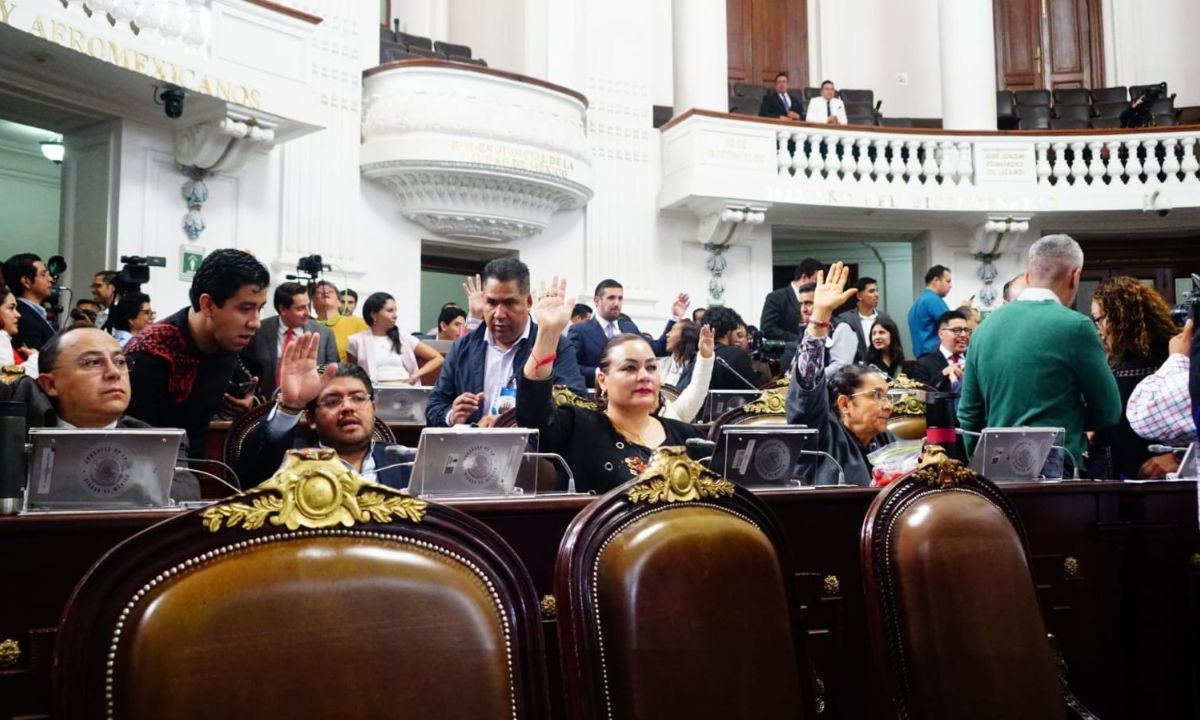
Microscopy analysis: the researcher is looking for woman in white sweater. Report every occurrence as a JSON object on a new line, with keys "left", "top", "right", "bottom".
{"left": 660, "top": 324, "right": 714, "bottom": 423}
{"left": 347, "top": 292, "right": 444, "bottom": 385}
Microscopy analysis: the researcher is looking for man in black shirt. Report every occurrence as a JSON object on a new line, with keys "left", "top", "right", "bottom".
{"left": 701, "top": 306, "right": 758, "bottom": 391}
{"left": 124, "top": 249, "right": 269, "bottom": 452}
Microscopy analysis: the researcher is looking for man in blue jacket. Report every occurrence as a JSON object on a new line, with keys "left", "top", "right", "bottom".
{"left": 567, "top": 278, "right": 688, "bottom": 387}
{"left": 426, "top": 258, "right": 586, "bottom": 426}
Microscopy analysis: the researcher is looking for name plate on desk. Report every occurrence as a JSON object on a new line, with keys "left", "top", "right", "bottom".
{"left": 408, "top": 428, "right": 535, "bottom": 498}
{"left": 24, "top": 428, "right": 183, "bottom": 511}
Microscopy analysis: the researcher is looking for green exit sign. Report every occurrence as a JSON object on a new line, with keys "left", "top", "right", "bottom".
{"left": 180, "top": 245, "right": 205, "bottom": 280}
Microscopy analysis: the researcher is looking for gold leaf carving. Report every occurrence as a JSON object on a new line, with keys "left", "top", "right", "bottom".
{"left": 0, "top": 638, "right": 19, "bottom": 667}
{"left": 909, "top": 445, "right": 975, "bottom": 489}
{"left": 552, "top": 385, "right": 598, "bottom": 410}
{"left": 890, "top": 391, "right": 926, "bottom": 417}
{"left": 539, "top": 594, "right": 557, "bottom": 618}
{"left": 626, "top": 447, "right": 735, "bottom": 504}
{"left": 201, "top": 448, "right": 426, "bottom": 532}
{"left": 741, "top": 388, "right": 787, "bottom": 415}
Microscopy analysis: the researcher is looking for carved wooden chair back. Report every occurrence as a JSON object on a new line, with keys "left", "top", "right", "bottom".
{"left": 54, "top": 450, "right": 549, "bottom": 719}
{"left": 554, "top": 447, "right": 821, "bottom": 719}
{"left": 861, "top": 449, "right": 1095, "bottom": 719}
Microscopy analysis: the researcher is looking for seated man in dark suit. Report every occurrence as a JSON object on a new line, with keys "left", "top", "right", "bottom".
{"left": 242, "top": 282, "right": 339, "bottom": 396}
{"left": 1, "top": 253, "right": 57, "bottom": 352}
{"left": 911, "top": 310, "right": 971, "bottom": 393}
{"left": 758, "top": 71, "right": 802, "bottom": 120}
{"left": 238, "top": 333, "right": 408, "bottom": 489}
{"left": 568, "top": 278, "right": 688, "bottom": 388}
{"left": 28, "top": 326, "right": 200, "bottom": 501}
{"left": 760, "top": 257, "right": 822, "bottom": 343}
{"left": 427, "top": 257, "right": 586, "bottom": 426}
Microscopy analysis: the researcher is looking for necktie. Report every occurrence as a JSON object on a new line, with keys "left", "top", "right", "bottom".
{"left": 949, "top": 353, "right": 962, "bottom": 364}
{"left": 277, "top": 327, "right": 295, "bottom": 388}
{"left": 781, "top": 93, "right": 789, "bottom": 111}
{"left": 826, "top": 100, "right": 832, "bottom": 117}
{"left": 606, "top": 322, "right": 616, "bottom": 339}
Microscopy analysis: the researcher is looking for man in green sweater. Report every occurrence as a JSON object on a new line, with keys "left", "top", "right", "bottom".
{"left": 958, "top": 234, "right": 1120, "bottom": 476}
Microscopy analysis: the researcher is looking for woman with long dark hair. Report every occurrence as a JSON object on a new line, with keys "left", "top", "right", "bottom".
{"left": 864, "top": 316, "right": 906, "bottom": 378}
{"left": 347, "top": 292, "right": 443, "bottom": 385}
{"left": 658, "top": 319, "right": 699, "bottom": 387}
{"left": 1090, "top": 277, "right": 1179, "bottom": 478}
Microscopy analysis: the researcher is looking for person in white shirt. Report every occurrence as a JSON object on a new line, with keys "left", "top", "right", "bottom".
{"left": 805, "top": 80, "right": 848, "bottom": 125}
{"left": 346, "top": 292, "right": 443, "bottom": 385}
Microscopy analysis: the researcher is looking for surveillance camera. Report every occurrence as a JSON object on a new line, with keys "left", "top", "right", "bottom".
{"left": 1143, "top": 190, "right": 1172, "bottom": 217}
{"left": 157, "top": 85, "right": 185, "bottom": 119}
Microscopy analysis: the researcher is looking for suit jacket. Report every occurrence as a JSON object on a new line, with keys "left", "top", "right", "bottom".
{"left": 238, "top": 415, "right": 409, "bottom": 490}
{"left": 568, "top": 316, "right": 674, "bottom": 387}
{"left": 12, "top": 299, "right": 56, "bottom": 352}
{"left": 426, "top": 320, "right": 587, "bottom": 426}
{"left": 759, "top": 90, "right": 801, "bottom": 118}
{"left": 709, "top": 344, "right": 759, "bottom": 391}
{"left": 760, "top": 285, "right": 803, "bottom": 343}
{"left": 912, "top": 349, "right": 958, "bottom": 393}
{"left": 0, "top": 376, "right": 201, "bottom": 501}
{"left": 834, "top": 309, "right": 892, "bottom": 361}
{"left": 242, "top": 316, "right": 339, "bottom": 393}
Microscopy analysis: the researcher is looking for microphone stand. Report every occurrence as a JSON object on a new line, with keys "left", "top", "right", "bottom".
{"left": 714, "top": 356, "right": 761, "bottom": 391}
{"left": 799, "top": 449, "right": 847, "bottom": 487}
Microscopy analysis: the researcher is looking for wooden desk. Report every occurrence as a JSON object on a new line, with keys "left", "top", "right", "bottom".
{"left": 1, "top": 482, "right": 1196, "bottom": 719}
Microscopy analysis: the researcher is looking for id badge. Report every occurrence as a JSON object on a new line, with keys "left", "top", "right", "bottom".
{"left": 491, "top": 386, "right": 517, "bottom": 416}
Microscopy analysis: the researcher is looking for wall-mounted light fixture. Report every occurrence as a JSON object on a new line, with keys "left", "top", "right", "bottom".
{"left": 39, "top": 138, "right": 64, "bottom": 164}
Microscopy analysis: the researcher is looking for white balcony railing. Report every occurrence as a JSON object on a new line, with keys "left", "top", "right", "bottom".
{"left": 660, "top": 110, "right": 1200, "bottom": 214}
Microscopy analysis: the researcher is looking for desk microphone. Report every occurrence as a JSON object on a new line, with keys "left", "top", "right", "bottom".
{"left": 799, "top": 449, "right": 846, "bottom": 486}
{"left": 180, "top": 456, "right": 244, "bottom": 491}
{"left": 685, "top": 438, "right": 717, "bottom": 465}
{"left": 955, "top": 428, "right": 981, "bottom": 437}
{"left": 174, "top": 467, "right": 242, "bottom": 496}
{"left": 369, "top": 445, "right": 418, "bottom": 480}
{"left": 1048, "top": 444, "right": 1082, "bottom": 480}
{"left": 1149, "top": 444, "right": 1189, "bottom": 454}
{"left": 714, "top": 356, "right": 761, "bottom": 391}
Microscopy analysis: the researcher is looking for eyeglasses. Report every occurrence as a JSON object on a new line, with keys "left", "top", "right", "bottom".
{"left": 315, "top": 392, "right": 372, "bottom": 411}
{"left": 138, "top": 308, "right": 156, "bottom": 319}
{"left": 1091, "top": 314, "right": 1106, "bottom": 326}
{"left": 70, "top": 354, "right": 129, "bottom": 374}
{"left": 943, "top": 326, "right": 972, "bottom": 336}
{"left": 849, "top": 388, "right": 893, "bottom": 404}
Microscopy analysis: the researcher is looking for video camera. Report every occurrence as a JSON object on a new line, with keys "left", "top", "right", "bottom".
{"left": 1171, "top": 273, "right": 1200, "bottom": 326}
{"left": 45, "top": 255, "right": 68, "bottom": 326}
{"left": 1122, "top": 82, "right": 1171, "bottom": 129}
{"left": 746, "top": 325, "right": 788, "bottom": 361}
{"left": 114, "top": 255, "right": 166, "bottom": 295}
{"left": 289, "top": 254, "right": 329, "bottom": 282}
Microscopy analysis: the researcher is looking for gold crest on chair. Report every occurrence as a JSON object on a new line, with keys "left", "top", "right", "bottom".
{"left": 626, "top": 446, "right": 736, "bottom": 504}
{"left": 201, "top": 448, "right": 427, "bottom": 532}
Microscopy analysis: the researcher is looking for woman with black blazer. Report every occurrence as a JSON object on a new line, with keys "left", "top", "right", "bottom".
{"left": 516, "top": 277, "right": 702, "bottom": 494}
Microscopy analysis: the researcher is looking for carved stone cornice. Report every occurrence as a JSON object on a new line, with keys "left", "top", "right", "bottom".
{"left": 361, "top": 63, "right": 594, "bottom": 243}
{"left": 174, "top": 111, "right": 278, "bottom": 175}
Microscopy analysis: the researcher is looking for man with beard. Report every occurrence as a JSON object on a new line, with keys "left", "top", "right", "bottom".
{"left": 238, "top": 332, "right": 408, "bottom": 488}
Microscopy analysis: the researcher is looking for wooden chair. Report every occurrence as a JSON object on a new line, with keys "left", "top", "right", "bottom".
{"left": 555, "top": 447, "right": 822, "bottom": 719}
{"left": 861, "top": 447, "right": 1099, "bottom": 719}
{"left": 223, "top": 400, "right": 396, "bottom": 483}
{"left": 54, "top": 449, "right": 549, "bottom": 719}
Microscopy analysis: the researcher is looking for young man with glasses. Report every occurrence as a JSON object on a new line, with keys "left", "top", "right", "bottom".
{"left": 912, "top": 309, "right": 972, "bottom": 393}
{"left": 238, "top": 332, "right": 408, "bottom": 489}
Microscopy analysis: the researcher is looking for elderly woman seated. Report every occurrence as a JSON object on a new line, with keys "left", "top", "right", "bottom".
{"left": 516, "top": 278, "right": 703, "bottom": 493}
{"left": 786, "top": 262, "right": 896, "bottom": 486}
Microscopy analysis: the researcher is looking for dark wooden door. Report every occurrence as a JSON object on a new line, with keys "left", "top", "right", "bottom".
{"left": 727, "top": 0, "right": 808, "bottom": 89}
{"left": 994, "top": 0, "right": 1104, "bottom": 90}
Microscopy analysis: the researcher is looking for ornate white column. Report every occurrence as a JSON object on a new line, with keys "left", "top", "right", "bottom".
{"left": 937, "top": 0, "right": 997, "bottom": 130}
{"left": 671, "top": 0, "right": 728, "bottom": 113}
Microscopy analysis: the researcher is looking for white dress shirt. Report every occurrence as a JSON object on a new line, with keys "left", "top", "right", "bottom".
{"left": 804, "top": 96, "right": 848, "bottom": 124}
{"left": 1016, "top": 287, "right": 1063, "bottom": 305}
{"left": 481, "top": 319, "right": 533, "bottom": 419}
{"left": 857, "top": 311, "right": 878, "bottom": 346}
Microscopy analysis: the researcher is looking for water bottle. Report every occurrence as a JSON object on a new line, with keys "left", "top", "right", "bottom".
{"left": 924, "top": 391, "right": 966, "bottom": 463}
{"left": 0, "top": 401, "right": 27, "bottom": 514}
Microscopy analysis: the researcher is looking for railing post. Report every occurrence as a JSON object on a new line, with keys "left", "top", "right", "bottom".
{"left": 1181, "top": 136, "right": 1199, "bottom": 184}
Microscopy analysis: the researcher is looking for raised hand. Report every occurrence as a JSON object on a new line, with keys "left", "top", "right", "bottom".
{"left": 671, "top": 292, "right": 691, "bottom": 319}
{"left": 463, "top": 273, "right": 486, "bottom": 319}
{"left": 1169, "top": 319, "right": 1193, "bottom": 356}
{"left": 279, "top": 332, "right": 336, "bottom": 409}
{"left": 698, "top": 323, "right": 714, "bottom": 359}
{"left": 530, "top": 276, "right": 571, "bottom": 336}
{"left": 811, "top": 261, "right": 858, "bottom": 323}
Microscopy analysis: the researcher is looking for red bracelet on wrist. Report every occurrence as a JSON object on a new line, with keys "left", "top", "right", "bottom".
{"left": 808, "top": 320, "right": 832, "bottom": 330}
{"left": 533, "top": 353, "right": 557, "bottom": 369}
